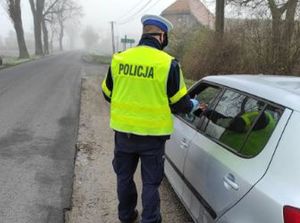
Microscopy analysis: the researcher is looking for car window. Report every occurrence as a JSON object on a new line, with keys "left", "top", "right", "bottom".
{"left": 196, "top": 86, "right": 220, "bottom": 105}
{"left": 202, "top": 89, "right": 283, "bottom": 157}
{"left": 180, "top": 83, "right": 221, "bottom": 129}
{"left": 203, "top": 90, "right": 256, "bottom": 152}
{"left": 240, "top": 105, "right": 283, "bottom": 157}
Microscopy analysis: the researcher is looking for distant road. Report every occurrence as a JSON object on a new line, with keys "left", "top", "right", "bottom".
{"left": 0, "top": 52, "right": 81, "bottom": 222}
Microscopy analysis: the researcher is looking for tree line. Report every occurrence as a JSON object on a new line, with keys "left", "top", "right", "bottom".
{"left": 2, "top": 0, "right": 82, "bottom": 58}
{"left": 169, "top": 0, "right": 300, "bottom": 77}
{"left": 230, "top": 0, "right": 300, "bottom": 74}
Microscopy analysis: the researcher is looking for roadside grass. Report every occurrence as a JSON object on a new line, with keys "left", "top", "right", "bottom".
{"left": 82, "top": 53, "right": 112, "bottom": 65}
{"left": 0, "top": 55, "right": 39, "bottom": 70}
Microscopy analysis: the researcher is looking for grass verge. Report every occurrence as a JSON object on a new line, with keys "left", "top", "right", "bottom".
{"left": 81, "top": 53, "right": 112, "bottom": 65}
{"left": 0, "top": 55, "right": 39, "bottom": 70}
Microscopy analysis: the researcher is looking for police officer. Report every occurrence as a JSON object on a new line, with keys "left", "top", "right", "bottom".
{"left": 102, "top": 14, "right": 199, "bottom": 223}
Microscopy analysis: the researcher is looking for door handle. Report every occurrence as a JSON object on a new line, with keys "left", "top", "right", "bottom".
{"left": 180, "top": 138, "right": 189, "bottom": 149}
{"left": 223, "top": 174, "right": 239, "bottom": 191}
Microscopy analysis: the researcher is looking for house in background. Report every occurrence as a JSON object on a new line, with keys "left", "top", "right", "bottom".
{"left": 161, "top": 0, "right": 215, "bottom": 30}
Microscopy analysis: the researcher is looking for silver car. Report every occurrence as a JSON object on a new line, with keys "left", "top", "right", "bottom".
{"left": 165, "top": 75, "right": 300, "bottom": 223}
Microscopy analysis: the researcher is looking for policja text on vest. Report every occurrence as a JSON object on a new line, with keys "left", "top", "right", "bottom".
{"left": 119, "top": 63, "right": 154, "bottom": 79}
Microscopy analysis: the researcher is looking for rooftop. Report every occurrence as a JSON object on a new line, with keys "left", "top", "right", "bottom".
{"left": 162, "top": 0, "right": 190, "bottom": 14}
{"left": 161, "top": 0, "right": 215, "bottom": 28}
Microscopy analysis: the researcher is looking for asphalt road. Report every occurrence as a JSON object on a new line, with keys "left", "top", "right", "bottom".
{"left": 0, "top": 52, "right": 82, "bottom": 223}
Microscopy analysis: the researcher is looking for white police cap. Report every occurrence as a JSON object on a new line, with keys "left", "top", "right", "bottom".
{"left": 141, "top": 14, "right": 174, "bottom": 32}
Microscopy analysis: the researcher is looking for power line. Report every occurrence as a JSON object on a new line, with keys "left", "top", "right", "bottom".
{"left": 110, "top": 0, "right": 162, "bottom": 51}
{"left": 115, "top": 0, "right": 147, "bottom": 22}
{"left": 117, "top": 0, "right": 162, "bottom": 25}
{"left": 117, "top": 0, "right": 153, "bottom": 24}
{"left": 117, "top": 0, "right": 153, "bottom": 25}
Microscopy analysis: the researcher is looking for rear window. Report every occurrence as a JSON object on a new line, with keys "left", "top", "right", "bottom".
{"left": 240, "top": 105, "right": 282, "bottom": 157}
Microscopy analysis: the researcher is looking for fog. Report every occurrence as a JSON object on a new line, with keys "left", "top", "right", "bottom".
{"left": 0, "top": 0, "right": 217, "bottom": 55}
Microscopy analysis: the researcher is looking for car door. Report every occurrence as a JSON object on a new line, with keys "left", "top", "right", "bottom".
{"left": 165, "top": 82, "right": 222, "bottom": 202}
{"left": 182, "top": 87, "right": 286, "bottom": 223}
{"left": 165, "top": 116, "right": 197, "bottom": 199}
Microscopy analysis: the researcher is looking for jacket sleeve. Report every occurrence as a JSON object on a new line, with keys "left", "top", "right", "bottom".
{"left": 101, "top": 66, "right": 113, "bottom": 103}
{"left": 167, "top": 59, "right": 193, "bottom": 114}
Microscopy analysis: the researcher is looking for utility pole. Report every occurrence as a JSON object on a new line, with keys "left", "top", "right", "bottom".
{"left": 110, "top": 21, "right": 116, "bottom": 54}
{"left": 215, "top": 0, "right": 225, "bottom": 35}
{"left": 116, "top": 35, "right": 119, "bottom": 52}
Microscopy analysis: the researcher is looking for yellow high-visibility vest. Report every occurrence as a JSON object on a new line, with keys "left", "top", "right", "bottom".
{"left": 106, "top": 46, "right": 187, "bottom": 136}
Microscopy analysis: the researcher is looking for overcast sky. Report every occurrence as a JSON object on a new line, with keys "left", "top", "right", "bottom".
{"left": 0, "top": 0, "right": 174, "bottom": 38}
{"left": 0, "top": 0, "right": 216, "bottom": 53}
{"left": 0, "top": 0, "right": 215, "bottom": 37}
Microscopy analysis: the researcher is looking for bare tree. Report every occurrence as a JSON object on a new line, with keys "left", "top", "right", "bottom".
{"left": 215, "top": 0, "right": 225, "bottom": 35}
{"left": 29, "top": 0, "right": 45, "bottom": 56}
{"left": 167, "top": 26, "right": 197, "bottom": 62}
{"left": 0, "top": 36, "right": 3, "bottom": 49}
{"left": 81, "top": 26, "right": 99, "bottom": 50}
{"left": 3, "top": 0, "right": 29, "bottom": 58}
{"left": 49, "top": 14, "right": 59, "bottom": 52}
{"left": 41, "top": 17, "right": 49, "bottom": 54}
{"left": 65, "top": 21, "right": 78, "bottom": 50}
{"left": 230, "top": 0, "right": 300, "bottom": 73}
{"left": 52, "top": 0, "right": 82, "bottom": 51}
{"left": 57, "top": 6, "right": 64, "bottom": 51}
{"left": 42, "top": 0, "right": 61, "bottom": 54}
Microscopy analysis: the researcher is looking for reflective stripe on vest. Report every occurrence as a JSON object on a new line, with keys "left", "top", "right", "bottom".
{"left": 110, "top": 46, "right": 174, "bottom": 136}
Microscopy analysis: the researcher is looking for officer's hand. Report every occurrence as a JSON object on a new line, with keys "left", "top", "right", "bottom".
{"left": 190, "top": 99, "right": 199, "bottom": 113}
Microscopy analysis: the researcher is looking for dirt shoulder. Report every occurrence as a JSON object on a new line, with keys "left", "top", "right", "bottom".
{"left": 65, "top": 65, "right": 193, "bottom": 223}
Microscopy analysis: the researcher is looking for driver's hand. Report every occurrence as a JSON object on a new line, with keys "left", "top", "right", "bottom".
{"left": 199, "top": 103, "right": 208, "bottom": 111}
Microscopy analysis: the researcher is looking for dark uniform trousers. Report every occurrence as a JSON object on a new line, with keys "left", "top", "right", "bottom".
{"left": 113, "top": 131, "right": 166, "bottom": 223}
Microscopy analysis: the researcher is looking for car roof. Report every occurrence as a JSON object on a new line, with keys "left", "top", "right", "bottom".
{"left": 202, "top": 74, "right": 300, "bottom": 111}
